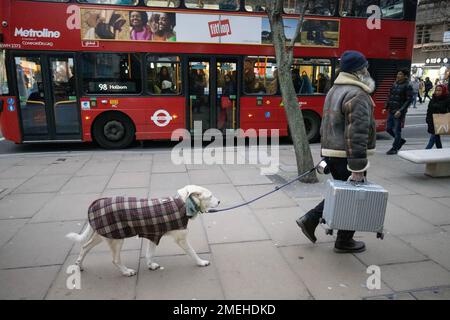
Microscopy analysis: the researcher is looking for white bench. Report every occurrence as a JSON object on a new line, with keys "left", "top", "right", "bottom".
{"left": 397, "top": 148, "right": 450, "bottom": 177}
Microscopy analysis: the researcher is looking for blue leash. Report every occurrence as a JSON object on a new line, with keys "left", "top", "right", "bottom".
{"left": 207, "top": 164, "right": 320, "bottom": 213}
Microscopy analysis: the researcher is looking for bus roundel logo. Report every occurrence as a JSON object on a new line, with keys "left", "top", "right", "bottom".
{"left": 151, "top": 109, "right": 173, "bottom": 127}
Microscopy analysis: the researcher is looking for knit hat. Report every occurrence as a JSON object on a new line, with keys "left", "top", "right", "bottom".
{"left": 340, "top": 50, "right": 368, "bottom": 73}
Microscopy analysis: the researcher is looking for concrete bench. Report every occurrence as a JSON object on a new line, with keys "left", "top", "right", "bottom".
{"left": 397, "top": 148, "right": 450, "bottom": 177}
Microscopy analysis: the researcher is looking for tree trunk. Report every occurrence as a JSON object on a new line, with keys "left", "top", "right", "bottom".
{"left": 266, "top": 1, "right": 317, "bottom": 183}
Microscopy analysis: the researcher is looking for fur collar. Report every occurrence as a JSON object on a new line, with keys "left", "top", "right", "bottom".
{"left": 334, "top": 72, "right": 373, "bottom": 94}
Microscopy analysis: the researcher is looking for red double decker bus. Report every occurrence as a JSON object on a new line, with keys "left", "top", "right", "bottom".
{"left": 0, "top": 0, "right": 417, "bottom": 148}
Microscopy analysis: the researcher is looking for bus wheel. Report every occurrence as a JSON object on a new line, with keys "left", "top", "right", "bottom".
{"left": 93, "top": 113, "right": 135, "bottom": 149}
{"left": 302, "top": 111, "right": 321, "bottom": 143}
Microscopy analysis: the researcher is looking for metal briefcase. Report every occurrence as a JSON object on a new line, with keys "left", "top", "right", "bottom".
{"left": 322, "top": 179, "right": 388, "bottom": 239}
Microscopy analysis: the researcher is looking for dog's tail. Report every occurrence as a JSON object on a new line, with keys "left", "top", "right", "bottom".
{"left": 66, "top": 224, "right": 93, "bottom": 243}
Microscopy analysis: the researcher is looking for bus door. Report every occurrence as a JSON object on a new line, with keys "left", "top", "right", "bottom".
{"left": 187, "top": 57, "right": 238, "bottom": 133}
{"left": 12, "top": 53, "right": 81, "bottom": 141}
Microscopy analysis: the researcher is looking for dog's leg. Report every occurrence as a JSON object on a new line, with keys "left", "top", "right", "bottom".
{"left": 107, "top": 239, "right": 136, "bottom": 277}
{"left": 145, "top": 240, "right": 160, "bottom": 270}
{"left": 174, "top": 231, "right": 210, "bottom": 267}
{"left": 75, "top": 233, "right": 102, "bottom": 271}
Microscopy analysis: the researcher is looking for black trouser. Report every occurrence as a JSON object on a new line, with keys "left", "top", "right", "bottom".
{"left": 305, "top": 157, "right": 355, "bottom": 241}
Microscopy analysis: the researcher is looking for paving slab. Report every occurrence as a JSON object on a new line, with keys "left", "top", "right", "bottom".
{"left": 434, "top": 197, "right": 450, "bottom": 209}
{"left": 211, "top": 241, "right": 311, "bottom": 299}
{"left": 0, "top": 178, "right": 28, "bottom": 190}
{"left": 136, "top": 254, "right": 224, "bottom": 300}
{"left": 389, "top": 194, "right": 450, "bottom": 225}
{"left": 196, "top": 183, "right": 244, "bottom": 207}
{"left": 0, "top": 221, "right": 83, "bottom": 269}
{"left": 107, "top": 172, "right": 150, "bottom": 189}
{"left": 368, "top": 174, "right": 417, "bottom": 196}
{"left": 139, "top": 216, "right": 209, "bottom": 257}
{"left": 152, "top": 154, "right": 187, "bottom": 173}
{"left": 389, "top": 175, "right": 450, "bottom": 198}
{"left": 380, "top": 261, "right": 450, "bottom": 292}
{"left": 202, "top": 207, "right": 269, "bottom": 244}
{"left": 383, "top": 202, "right": 440, "bottom": 236}
{"left": 399, "top": 232, "right": 450, "bottom": 270}
{"left": 224, "top": 168, "right": 272, "bottom": 186}
{"left": 280, "top": 244, "right": 393, "bottom": 299}
{"left": 353, "top": 234, "right": 427, "bottom": 266}
{"left": 0, "top": 219, "right": 27, "bottom": 248}
{"left": 13, "top": 174, "right": 71, "bottom": 194}
{"left": 150, "top": 173, "right": 190, "bottom": 191}
{"left": 46, "top": 251, "right": 140, "bottom": 300}
{"left": 237, "top": 185, "right": 298, "bottom": 209}
{"left": 30, "top": 194, "right": 100, "bottom": 223}
{"left": 0, "top": 165, "right": 44, "bottom": 179}
{"left": 0, "top": 265, "right": 61, "bottom": 300}
{"left": 411, "top": 287, "right": 450, "bottom": 300}
{"left": 37, "top": 162, "right": 86, "bottom": 176}
{"left": 254, "top": 207, "right": 333, "bottom": 246}
{"left": 365, "top": 293, "right": 416, "bottom": 300}
{"left": 0, "top": 193, "right": 54, "bottom": 219}
{"left": 115, "top": 160, "right": 152, "bottom": 173}
{"left": 59, "top": 175, "right": 110, "bottom": 194}
{"left": 188, "top": 168, "right": 231, "bottom": 185}
{"left": 75, "top": 161, "right": 119, "bottom": 176}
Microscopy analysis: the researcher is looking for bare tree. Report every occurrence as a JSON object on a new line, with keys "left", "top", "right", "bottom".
{"left": 265, "top": 0, "right": 317, "bottom": 183}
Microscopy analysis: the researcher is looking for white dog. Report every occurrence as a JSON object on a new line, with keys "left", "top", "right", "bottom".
{"left": 66, "top": 185, "right": 220, "bottom": 276}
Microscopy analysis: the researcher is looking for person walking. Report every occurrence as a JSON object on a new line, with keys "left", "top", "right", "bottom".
{"left": 296, "top": 50, "right": 376, "bottom": 253}
{"left": 425, "top": 84, "right": 450, "bottom": 149}
{"left": 411, "top": 77, "right": 420, "bottom": 108}
{"left": 418, "top": 77, "right": 424, "bottom": 103}
{"left": 424, "top": 77, "right": 433, "bottom": 102}
{"left": 384, "top": 69, "right": 413, "bottom": 155}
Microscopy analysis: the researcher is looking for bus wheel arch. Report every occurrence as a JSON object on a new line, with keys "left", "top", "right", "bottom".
{"left": 91, "top": 111, "right": 136, "bottom": 149}
{"left": 287, "top": 110, "right": 321, "bottom": 143}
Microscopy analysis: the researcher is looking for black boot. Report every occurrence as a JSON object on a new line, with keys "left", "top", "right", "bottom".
{"left": 334, "top": 230, "right": 366, "bottom": 253}
{"left": 296, "top": 214, "right": 319, "bottom": 243}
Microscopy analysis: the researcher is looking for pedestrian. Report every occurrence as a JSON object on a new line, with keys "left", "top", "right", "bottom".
{"left": 411, "top": 77, "right": 420, "bottom": 108}
{"left": 424, "top": 77, "right": 433, "bottom": 102}
{"left": 383, "top": 69, "right": 413, "bottom": 155}
{"left": 296, "top": 50, "right": 376, "bottom": 253}
{"left": 425, "top": 84, "right": 450, "bottom": 149}
{"left": 418, "top": 77, "right": 424, "bottom": 103}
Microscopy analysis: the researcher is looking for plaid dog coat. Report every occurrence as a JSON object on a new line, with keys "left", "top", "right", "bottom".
{"left": 88, "top": 195, "right": 188, "bottom": 245}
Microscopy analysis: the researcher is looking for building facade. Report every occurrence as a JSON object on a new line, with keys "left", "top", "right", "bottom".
{"left": 412, "top": 0, "right": 450, "bottom": 84}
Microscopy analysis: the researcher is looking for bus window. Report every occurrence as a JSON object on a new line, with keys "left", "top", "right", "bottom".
{"left": 81, "top": 53, "right": 142, "bottom": 94}
{"left": 340, "top": 0, "right": 383, "bottom": 17}
{"left": 145, "top": 0, "right": 180, "bottom": 8}
{"left": 284, "top": 0, "right": 336, "bottom": 16}
{"left": 0, "top": 50, "right": 9, "bottom": 95}
{"left": 243, "top": 56, "right": 279, "bottom": 95}
{"left": 380, "top": 0, "right": 403, "bottom": 19}
{"left": 76, "top": 0, "right": 138, "bottom": 5}
{"left": 293, "top": 58, "right": 332, "bottom": 95}
{"left": 184, "top": 0, "right": 239, "bottom": 11}
{"left": 245, "top": 0, "right": 266, "bottom": 12}
{"left": 146, "top": 56, "right": 181, "bottom": 95}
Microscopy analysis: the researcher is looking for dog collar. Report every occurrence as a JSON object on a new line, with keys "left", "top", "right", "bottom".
{"left": 186, "top": 195, "right": 202, "bottom": 218}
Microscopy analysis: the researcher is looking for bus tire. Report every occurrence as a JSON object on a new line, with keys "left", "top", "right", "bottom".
{"left": 302, "top": 111, "right": 321, "bottom": 143}
{"left": 92, "top": 112, "right": 135, "bottom": 149}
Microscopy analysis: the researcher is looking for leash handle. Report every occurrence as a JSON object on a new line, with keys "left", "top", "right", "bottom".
{"left": 208, "top": 165, "right": 317, "bottom": 213}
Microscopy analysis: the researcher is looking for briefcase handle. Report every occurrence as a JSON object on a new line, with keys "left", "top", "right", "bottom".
{"left": 347, "top": 176, "right": 367, "bottom": 186}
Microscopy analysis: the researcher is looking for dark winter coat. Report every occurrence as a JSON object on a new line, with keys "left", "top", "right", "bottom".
{"left": 320, "top": 72, "right": 376, "bottom": 172}
{"left": 88, "top": 195, "right": 187, "bottom": 245}
{"left": 426, "top": 96, "right": 450, "bottom": 134}
{"left": 385, "top": 80, "right": 413, "bottom": 116}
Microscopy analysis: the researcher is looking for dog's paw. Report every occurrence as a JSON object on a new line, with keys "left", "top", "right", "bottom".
{"left": 122, "top": 268, "right": 137, "bottom": 277}
{"left": 197, "top": 259, "right": 210, "bottom": 267}
{"left": 147, "top": 262, "right": 160, "bottom": 271}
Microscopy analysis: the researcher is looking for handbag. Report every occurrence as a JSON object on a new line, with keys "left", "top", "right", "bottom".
{"left": 221, "top": 96, "right": 232, "bottom": 109}
{"left": 433, "top": 113, "right": 450, "bottom": 135}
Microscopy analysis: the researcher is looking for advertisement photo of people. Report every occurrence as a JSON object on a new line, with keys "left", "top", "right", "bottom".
{"left": 81, "top": 9, "right": 176, "bottom": 42}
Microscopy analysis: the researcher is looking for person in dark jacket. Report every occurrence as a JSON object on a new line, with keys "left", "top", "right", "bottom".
{"left": 423, "top": 77, "right": 433, "bottom": 102}
{"left": 296, "top": 50, "right": 377, "bottom": 254}
{"left": 425, "top": 84, "right": 450, "bottom": 149}
{"left": 383, "top": 69, "right": 413, "bottom": 155}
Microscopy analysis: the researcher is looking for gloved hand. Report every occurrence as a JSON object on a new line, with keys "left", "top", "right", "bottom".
{"left": 350, "top": 171, "right": 365, "bottom": 182}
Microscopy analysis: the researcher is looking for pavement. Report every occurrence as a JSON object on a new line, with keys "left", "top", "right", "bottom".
{"left": 1, "top": 113, "right": 450, "bottom": 300}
